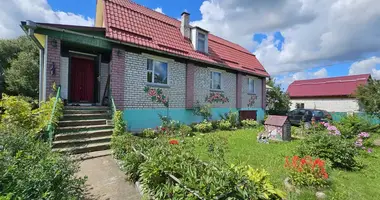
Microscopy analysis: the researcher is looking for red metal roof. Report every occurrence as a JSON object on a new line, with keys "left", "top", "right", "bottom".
{"left": 103, "top": 0, "right": 269, "bottom": 77}
{"left": 287, "top": 74, "right": 371, "bottom": 98}
{"left": 265, "top": 115, "right": 288, "bottom": 126}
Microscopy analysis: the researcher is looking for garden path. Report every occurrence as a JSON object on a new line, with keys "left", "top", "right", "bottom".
{"left": 77, "top": 153, "right": 141, "bottom": 200}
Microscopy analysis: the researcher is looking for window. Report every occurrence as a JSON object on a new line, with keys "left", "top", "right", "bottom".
{"left": 248, "top": 78, "right": 255, "bottom": 93}
{"left": 210, "top": 71, "right": 222, "bottom": 90}
{"left": 147, "top": 59, "right": 168, "bottom": 85}
{"left": 296, "top": 103, "right": 305, "bottom": 109}
{"left": 197, "top": 32, "right": 206, "bottom": 52}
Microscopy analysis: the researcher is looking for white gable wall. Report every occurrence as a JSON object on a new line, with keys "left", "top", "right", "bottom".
{"left": 290, "top": 98, "right": 360, "bottom": 112}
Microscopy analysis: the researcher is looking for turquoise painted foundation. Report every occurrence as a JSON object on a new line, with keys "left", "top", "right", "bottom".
{"left": 123, "top": 107, "right": 265, "bottom": 131}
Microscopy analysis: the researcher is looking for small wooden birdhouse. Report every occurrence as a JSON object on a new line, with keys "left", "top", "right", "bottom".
{"left": 264, "top": 115, "right": 291, "bottom": 141}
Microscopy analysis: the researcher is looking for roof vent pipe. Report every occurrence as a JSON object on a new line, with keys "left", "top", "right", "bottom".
{"left": 181, "top": 11, "right": 191, "bottom": 39}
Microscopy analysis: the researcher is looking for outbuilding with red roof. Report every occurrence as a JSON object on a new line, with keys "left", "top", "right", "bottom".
{"left": 287, "top": 74, "right": 371, "bottom": 112}
{"left": 21, "top": 0, "right": 269, "bottom": 131}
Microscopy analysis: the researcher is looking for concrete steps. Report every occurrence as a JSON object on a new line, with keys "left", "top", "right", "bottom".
{"left": 52, "top": 106, "right": 113, "bottom": 155}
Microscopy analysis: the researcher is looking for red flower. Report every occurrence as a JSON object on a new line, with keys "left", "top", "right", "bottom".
{"left": 148, "top": 89, "right": 157, "bottom": 97}
{"left": 169, "top": 139, "right": 179, "bottom": 145}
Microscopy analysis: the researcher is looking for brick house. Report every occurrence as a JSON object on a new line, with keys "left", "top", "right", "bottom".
{"left": 21, "top": 0, "right": 269, "bottom": 131}
{"left": 287, "top": 74, "right": 371, "bottom": 113}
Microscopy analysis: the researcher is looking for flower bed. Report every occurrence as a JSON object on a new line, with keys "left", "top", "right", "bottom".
{"left": 111, "top": 133, "right": 284, "bottom": 199}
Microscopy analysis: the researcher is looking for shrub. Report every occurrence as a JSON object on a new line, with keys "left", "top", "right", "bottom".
{"left": 178, "top": 124, "right": 193, "bottom": 137}
{"left": 211, "top": 120, "right": 219, "bottom": 130}
{"left": 335, "top": 114, "right": 377, "bottom": 138}
{"left": 194, "top": 120, "right": 213, "bottom": 133}
{"left": 193, "top": 102, "right": 212, "bottom": 120}
{"left": 111, "top": 134, "right": 156, "bottom": 182}
{"left": 220, "top": 110, "right": 239, "bottom": 128}
{"left": 157, "top": 114, "right": 181, "bottom": 135}
{"left": 297, "top": 133, "right": 359, "bottom": 170}
{"left": 285, "top": 156, "right": 329, "bottom": 188}
{"left": 0, "top": 94, "right": 63, "bottom": 137}
{"left": 113, "top": 110, "right": 126, "bottom": 136}
{"left": 0, "top": 129, "right": 86, "bottom": 199}
{"left": 218, "top": 119, "right": 232, "bottom": 130}
{"left": 241, "top": 119, "right": 259, "bottom": 128}
{"left": 142, "top": 128, "right": 157, "bottom": 139}
{"left": 138, "top": 141, "right": 284, "bottom": 199}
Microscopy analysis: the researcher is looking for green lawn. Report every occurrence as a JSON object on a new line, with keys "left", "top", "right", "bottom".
{"left": 190, "top": 128, "right": 380, "bottom": 200}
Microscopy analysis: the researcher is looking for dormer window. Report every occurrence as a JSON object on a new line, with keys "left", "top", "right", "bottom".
{"left": 191, "top": 27, "right": 209, "bottom": 53}
{"left": 197, "top": 32, "right": 206, "bottom": 52}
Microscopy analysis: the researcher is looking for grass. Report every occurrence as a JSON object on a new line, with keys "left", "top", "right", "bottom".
{"left": 190, "top": 127, "right": 380, "bottom": 200}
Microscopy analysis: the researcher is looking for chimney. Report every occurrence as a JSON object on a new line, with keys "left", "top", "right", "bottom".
{"left": 181, "top": 11, "right": 191, "bottom": 39}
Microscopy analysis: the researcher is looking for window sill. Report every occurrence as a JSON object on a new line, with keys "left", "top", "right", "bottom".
{"left": 146, "top": 83, "right": 170, "bottom": 88}
{"left": 210, "top": 89, "right": 224, "bottom": 92}
{"left": 247, "top": 92, "right": 257, "bottom": 95}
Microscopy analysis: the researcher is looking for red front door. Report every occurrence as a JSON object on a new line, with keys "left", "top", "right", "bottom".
{"left": 70, "top": 57, "right": 95, "bottom": 103}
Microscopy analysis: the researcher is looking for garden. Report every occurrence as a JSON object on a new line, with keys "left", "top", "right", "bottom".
{"left": 0, "top": 94, "right": 87, "bottom": 199}
{"left": 112, "top": 103, "right": 380, "bottom": 199}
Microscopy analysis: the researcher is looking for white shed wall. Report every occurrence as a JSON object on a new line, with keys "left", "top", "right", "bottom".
{"left": 290, "top": 98, "right": 360, "bottom": 112}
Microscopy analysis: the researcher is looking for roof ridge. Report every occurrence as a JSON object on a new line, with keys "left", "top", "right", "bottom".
{"left": 292, "top": 73, "right": 370, "bottom": 84}
{"left": 108, "top": 0, "right": 256, "bottom": 58}
{"left": 107, "top": 0, "right": 180, "bottom": 27}
{"left": 293, "top": 79, "right": 366, "bottom": 86}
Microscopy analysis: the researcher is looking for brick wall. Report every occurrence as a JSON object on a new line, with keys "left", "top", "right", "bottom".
{"left": 193, "top": 66, "right": 236, "bottom": 108}
{"left": 46, "top": 37, "right": 61, "bottom": 98}
{"left": 236, "top": 73, "right": 243, "bottom": 108}
{"left": 242, "top": 75, "right": 263, "bottom": 108}
{"left": 185, "top": 63, "right": 195, "bottom": 109}
{"left": 124, "top": 52, "right": 186, "bottom": 108}
{"left": 110, "top": 48, "right": 126, "bottom": 109}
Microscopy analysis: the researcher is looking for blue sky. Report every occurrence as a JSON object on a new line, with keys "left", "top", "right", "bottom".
{"left": 38, "top": 1, "right": 379, "bottom": 89}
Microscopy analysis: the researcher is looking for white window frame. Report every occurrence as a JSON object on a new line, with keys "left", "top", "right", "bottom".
{"left": 248, "top": 78, "right": 255, "bottom": 94}
{"left": 146, "top": 58, "right": 169, "bottom": 86}
{"left": 197, "top": 32, "right": 206, "bottom": 52}
{"left": 210, "top": 71, "right": 222, "bottom": 91}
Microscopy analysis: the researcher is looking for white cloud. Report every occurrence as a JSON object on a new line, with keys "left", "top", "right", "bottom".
{"left": 0, "top": 0, "right": 94, "bottom": 39}
{"left": 276, "top": 68, "right": 328, "bottom": 90}
{"left": 192, "top": 0, "right": 380, "bottom": 76}
{"left": 154, "top": 7, "right": 164, "bottom": 14}
{"left": 349, "top": 56, "right": 380, "bottom": 79}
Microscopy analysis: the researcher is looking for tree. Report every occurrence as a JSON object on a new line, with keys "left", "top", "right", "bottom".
{"left": 266, "top": 78, "right": 291, "bottom": 115}
{"left": 0, "top": 36, "right": 39, "bottom": 98}
{"left": 355, "top": 79, "right": 380, "bottom": 116}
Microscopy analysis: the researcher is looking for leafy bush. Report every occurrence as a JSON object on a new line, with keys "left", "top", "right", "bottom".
{"left": 194, "top": 120, "right": 213, "bottom": 133}
{"left": 113, "top": 110, "right": 126, "bottom": 136}
{"left": 211, "top": 120, "right": 219, "bottom": 130}
{"left": 220, "top": 110, "right": 239, "bottom": 128}
{"left": 142, "top": 128, "right": 156, "bottom": 139}
{"left": 218, "top": 119, "right": 232, "bottom": 130}
{"left": 241, "top": 119, "right": 259, "bottom": 128}
{"left": 178, "top": 124, "right": 193, "bottom": 137}
{"left": 335, "top": 114, "right": 378, "bottom": 138}
{"left": 0, "top": 129, "right": 86, "bottom": 199}
{"left": 0, "top": 94, "right": 63, "bottom": 137}
{"left": 111, "top": 134, "right": 157, "bottom": 182}
{"left": 193, "top": 102, "right": 212, "bottom": 121}
{"left": 157, "top": 114, "right": 181, "bottom": 135}
{"left": 297, "top": 133, "right": 359, "bottom": 170}
{"left": 285, "top": 156, "right": 329, "bottom": 188}
{"left": 112, "top": 133, "right": 284, "bottom": 199}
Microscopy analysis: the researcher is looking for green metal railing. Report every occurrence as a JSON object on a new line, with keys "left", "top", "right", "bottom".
{"left": 46, "top": 86, "right": 61, "bottom": 145}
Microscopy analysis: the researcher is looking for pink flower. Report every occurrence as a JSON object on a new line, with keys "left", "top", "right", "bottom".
{"left": 367, "top": 148, "right": 373, "bottom": 153}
